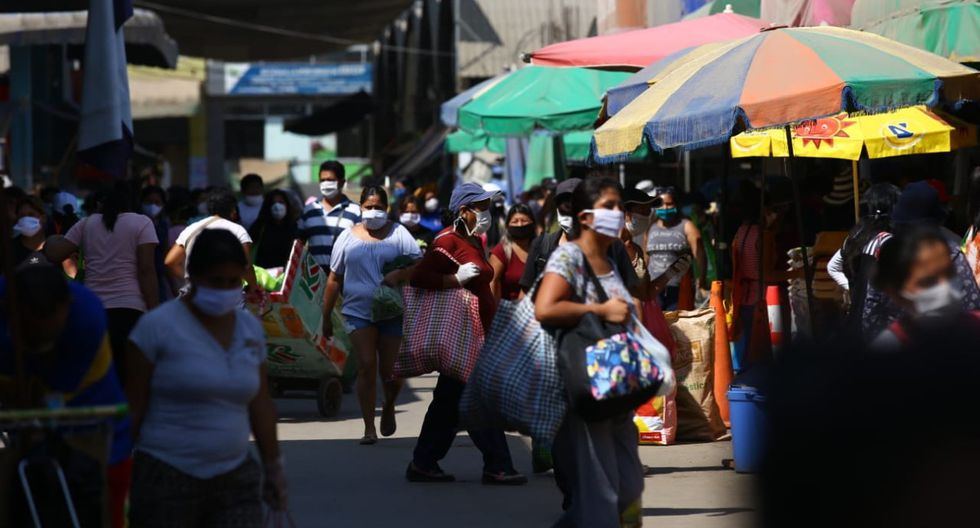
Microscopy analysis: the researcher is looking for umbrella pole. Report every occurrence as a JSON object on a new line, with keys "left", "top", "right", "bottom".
{"left": 784, "top": 125, "right": 817, "bottom": 334}
{"left": 852, "top": 160, "right": 860, "bottom": 223}
{"left": 718, "top": 147, "right": 730, "bottom": 280}
{"left": 552, "top": 134, "right": 568, "bottom": 182}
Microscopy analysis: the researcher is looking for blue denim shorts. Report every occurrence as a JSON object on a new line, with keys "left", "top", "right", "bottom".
{"left": 344, "top": 315, "right": 403, "bottom": 337}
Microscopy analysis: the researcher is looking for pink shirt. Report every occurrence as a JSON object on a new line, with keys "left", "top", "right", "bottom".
{"left": 66, "top": 213, "right": 159, "bottom": 311}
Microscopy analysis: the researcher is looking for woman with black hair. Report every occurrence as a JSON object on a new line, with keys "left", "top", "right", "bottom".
{"left": 322, "top": 186, "right": 422, "bottom": 445}
{"left": 534, "top": 176, "right": 645, "bottom": 528}
{"left": 249, "top": 189, "right": 299, "bottom": 269}
{"left": 490, "top": 203, "right": 537, "bottom": 302}
{"left": 126, "top": 229, "right": 286, "bottom": 526}
{"left": 398, "top": 195, "right": 434, "bottom": 250}
{"left": 827, "top": 183, "right": 902, "bottom": 336}
{"left": 45, "top": 181, "right": 159, "bottom": 383}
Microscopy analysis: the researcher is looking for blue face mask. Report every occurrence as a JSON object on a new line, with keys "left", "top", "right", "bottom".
{"left": 655, "top": 207, "right": 678, "bottom": 221}
{"left": 393, "top": 187, "right": 407, "bottom": 200}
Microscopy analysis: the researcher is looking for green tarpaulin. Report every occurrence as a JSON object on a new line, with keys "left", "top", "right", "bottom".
{"left": 708, "top": 0, "right": 760, "bottom": 18}
{"left": 457, "top": 66, "right": 631, "bottom": 137}
{"left": 446, "top": 129, "right": 506, "bottom": 154}
{"left": 852, "top": 0, "right": 980, "bottom": 63}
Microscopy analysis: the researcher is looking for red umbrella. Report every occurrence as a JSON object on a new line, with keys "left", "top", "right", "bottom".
{"left": 526, "top": 13, "right": 769, "bottom": 70}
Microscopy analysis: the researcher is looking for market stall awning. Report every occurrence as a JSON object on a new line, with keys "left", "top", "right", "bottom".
{"left": 129, "top": 56, "right": 204, "bottom": 119}
{"left": 440, "top": 74, "right": 508, "bottom": 128}
{"left": 457, "top": 66, "right": 631, "bottom": 137}
{"left": 283, "top": 91, "right": 376, "bottom": 136}
{"left": 729, "top": 106, "right": 977, "bottom": 160}
{"left": 1, "top": 0, "right": 416, "bottom": 61}
{"left": 851, "top": 0, "right": 980, "bottom": 63}
{"left": 0, "top": 8, "right": 177, "bottom": 68}
{"left": 527, "top": 13, "right": 768, "bottom": 69}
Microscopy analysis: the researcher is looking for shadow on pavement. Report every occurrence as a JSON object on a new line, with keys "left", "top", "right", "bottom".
{"left": 643, "top": 507, "right": 755, "bottom": 517}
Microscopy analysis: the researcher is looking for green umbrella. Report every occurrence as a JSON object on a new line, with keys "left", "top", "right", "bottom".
{"left": 852, "top": 0, "right": 980, "bottom": 63}
{"left": 445, "top": 129, "right": 506, "bottom": 154}
{"left": 457, "top": 66, "right": 631, "bottom": 137}
{"left": 524, "top": 131, "right": 652, "bottom": 190}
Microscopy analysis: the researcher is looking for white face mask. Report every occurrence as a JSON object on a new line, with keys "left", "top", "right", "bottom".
{"left": 582, "top": 208, "right": 625, "bottom": 239}
{"left": 320, "top": 180, "right": 340, "bottom": 199}
{"left": 557, "top": 213, "right": 575, "bottom": 234}
{"left": 425, "top": 197, "right": 439, "bottom": 213}
{"left": 270, "top": 203, "right": 287, "bottom": 221}
{"left": 243, "top": 195, "right": 263, "bottom": 207}
{"left": 902, "top": 280, "right": 962, "bottom": 315}
{"left": 191, "top": 285, "right": 242, "bottom": 316}
{"left": 460, "top": 209, "right": 492, "bottom": 236}
{"left": 362, "top": 209, "right": 388, "bottom": 230}
{"left": 626, "top": 213, "right": 652, "bottom": 236}
{"left": 13, "top": 216, "right": 42, "bottom": 238}
{"left": 142, "top": 204, "right": 163, "bottom": 218}
{"left": 400, "top": 212, "right": 420, "bottom": 227}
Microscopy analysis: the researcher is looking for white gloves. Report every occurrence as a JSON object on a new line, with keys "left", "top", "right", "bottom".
{"left": 455, "top": 262, "right": 481, "bottom": 286}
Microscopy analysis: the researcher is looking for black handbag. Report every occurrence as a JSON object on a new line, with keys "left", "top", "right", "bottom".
{"left": 556, "top": 256, "right": 663, "bottom": 422}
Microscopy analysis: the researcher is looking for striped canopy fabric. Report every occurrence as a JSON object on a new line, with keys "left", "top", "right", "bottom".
{"left": 593, "top": 25, "right": 980, "bottom": 161}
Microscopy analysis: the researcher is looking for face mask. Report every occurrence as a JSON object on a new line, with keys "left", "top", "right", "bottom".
{"left": 655, "top": 207, "right": 678, "bottom": 221}
{"left": 243, "top": 195, "right": 263, "bottom": 207}
{"left": 362, "top": 209, "right": 388, "bottom": 230}
{"left": 197, "top": 202, "right": 209, "bottom": 216}
{"left": 425, "top": 198, "right": 439, "bottom": 213}
{"left": 320, "top": 180, "right": 340, "bottom": 199}
{"left": 13, "top": 216, "right": 42, "bottom": 238}
{"left": 626, "top": 213, "right": 652, "bottom": 236}
{"left": 142, "top": 204, "right": 163, "bottom": 218}
{"left": 582, "top": 209, "right": 625, "bottom": 239}
{"left": 461, "top": 209, "right": 492, "bottom": 236}
{"left": 400, "top": 212, "right": 420, "bottom": 227}
{"left": 270, "top": 203, "right": 288, "bottom": 221}
{"left": 191, "top": 285, "right": 242, "bottom": 316}
{"left": 508, "top": 224, "right": 535, "bottom": 240}
{"left": 902, "top": 280, "right": 961, "bottom": 315}
{"left": 394, "top": 187, "right": 407, "bottom": 200}
{"left": 557, "top": 213, "right": 575, "bottom": 234}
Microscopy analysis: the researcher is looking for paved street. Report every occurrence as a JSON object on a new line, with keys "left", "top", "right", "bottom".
{"left": 274, "top": 374, "right": 758, "bottom": 527}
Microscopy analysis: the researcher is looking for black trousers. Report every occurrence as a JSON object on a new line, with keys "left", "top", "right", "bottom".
{"left": 412, "top": 374, "right": 515, "bottom": 474}
{"left": 106, "top": 308, "right": 143, "bottom": 387}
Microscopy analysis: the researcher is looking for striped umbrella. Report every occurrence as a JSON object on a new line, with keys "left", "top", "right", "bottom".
{"left": 592, "top": 25, "right": 980, "bottom": 161}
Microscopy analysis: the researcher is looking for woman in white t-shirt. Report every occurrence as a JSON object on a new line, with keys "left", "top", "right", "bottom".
{"left": 126, "top": 228, "right": 286, "bottom": 526}
{"left": 45, "top": 183, "right": 159, "bottom": 385}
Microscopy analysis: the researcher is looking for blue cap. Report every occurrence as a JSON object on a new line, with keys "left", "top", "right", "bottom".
{"left": 891, "top": 181, "right": 945, "bottom": 226}
{"left": 448, "top": 182, "right": 499, "bottom": 213}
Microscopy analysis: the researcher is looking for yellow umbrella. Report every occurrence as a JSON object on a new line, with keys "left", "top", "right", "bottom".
{"left": 729, "top": 106, "right": 977, "bottom": 161}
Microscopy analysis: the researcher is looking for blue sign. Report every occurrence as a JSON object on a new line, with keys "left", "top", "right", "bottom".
{"left": 225, "top": 63, "right": 372, "bottom": 96}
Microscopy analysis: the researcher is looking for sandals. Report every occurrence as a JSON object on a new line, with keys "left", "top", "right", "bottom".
{"left": 380, "top": 406, "right": 397, "bottom": 437}
{"left": 482, "top": 470, "right": 528, "bottom": 486}
{"left": 405, "top": 462, "right": 455, "bottom": 483}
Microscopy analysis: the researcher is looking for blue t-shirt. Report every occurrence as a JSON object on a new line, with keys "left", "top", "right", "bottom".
{"left": 329, "top": 223, "right": 422, "bottom": 321}
{"left": 0, "top": 280, "right": 132, "bottom": 464}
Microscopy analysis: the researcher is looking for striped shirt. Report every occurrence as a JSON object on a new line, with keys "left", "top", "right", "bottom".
{"left": 298, "top": 197, "right": 361, "bottom": 266}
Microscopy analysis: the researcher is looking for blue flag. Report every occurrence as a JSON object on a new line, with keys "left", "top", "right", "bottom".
{"left": 77, "top": 0, "right": 133, "bottom": 180}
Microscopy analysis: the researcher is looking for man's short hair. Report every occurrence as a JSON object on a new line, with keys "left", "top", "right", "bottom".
{"left": 207, "top": 188, "right": 239, "bottom": 219}
{"left": 240, "top": 174, "right": 263, "bottom": 192}
{"left": 318, "top": 160, "right": 345, "bottom": 181}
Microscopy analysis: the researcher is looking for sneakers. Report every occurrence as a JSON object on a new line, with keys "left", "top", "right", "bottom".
{"left": 482, "top": 470, "right": 528, "bottom": 486}
{"left": 405, "top": 462, "right": 455, "bottom": 483}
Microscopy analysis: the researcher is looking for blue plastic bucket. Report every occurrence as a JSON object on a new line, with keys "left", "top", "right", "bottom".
{"left": 727, "top": 385, "right": 768, "bottom": 473}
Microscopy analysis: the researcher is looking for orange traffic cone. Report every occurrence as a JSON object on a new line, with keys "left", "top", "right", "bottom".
{"left": 710, "top": 281, "right": 733, "bottom": 426}
{"left": 766, "top": 285, "right": 784, "bottom": 350}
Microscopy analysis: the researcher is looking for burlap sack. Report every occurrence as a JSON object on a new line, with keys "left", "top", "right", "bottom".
{"left": 665, "top": 309, "right": 727, "bottom": 440}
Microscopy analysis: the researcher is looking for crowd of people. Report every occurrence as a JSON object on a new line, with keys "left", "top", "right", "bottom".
{"left": 2, "top": 155, "right": 980, "bottom": 527}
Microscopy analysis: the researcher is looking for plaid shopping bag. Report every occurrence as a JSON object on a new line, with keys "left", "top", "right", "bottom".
{"left": 394, "top": 286, "right": 484, "bottom": 382}
{"left": 460, "top": 294, "right": 566, "bottom": 449}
